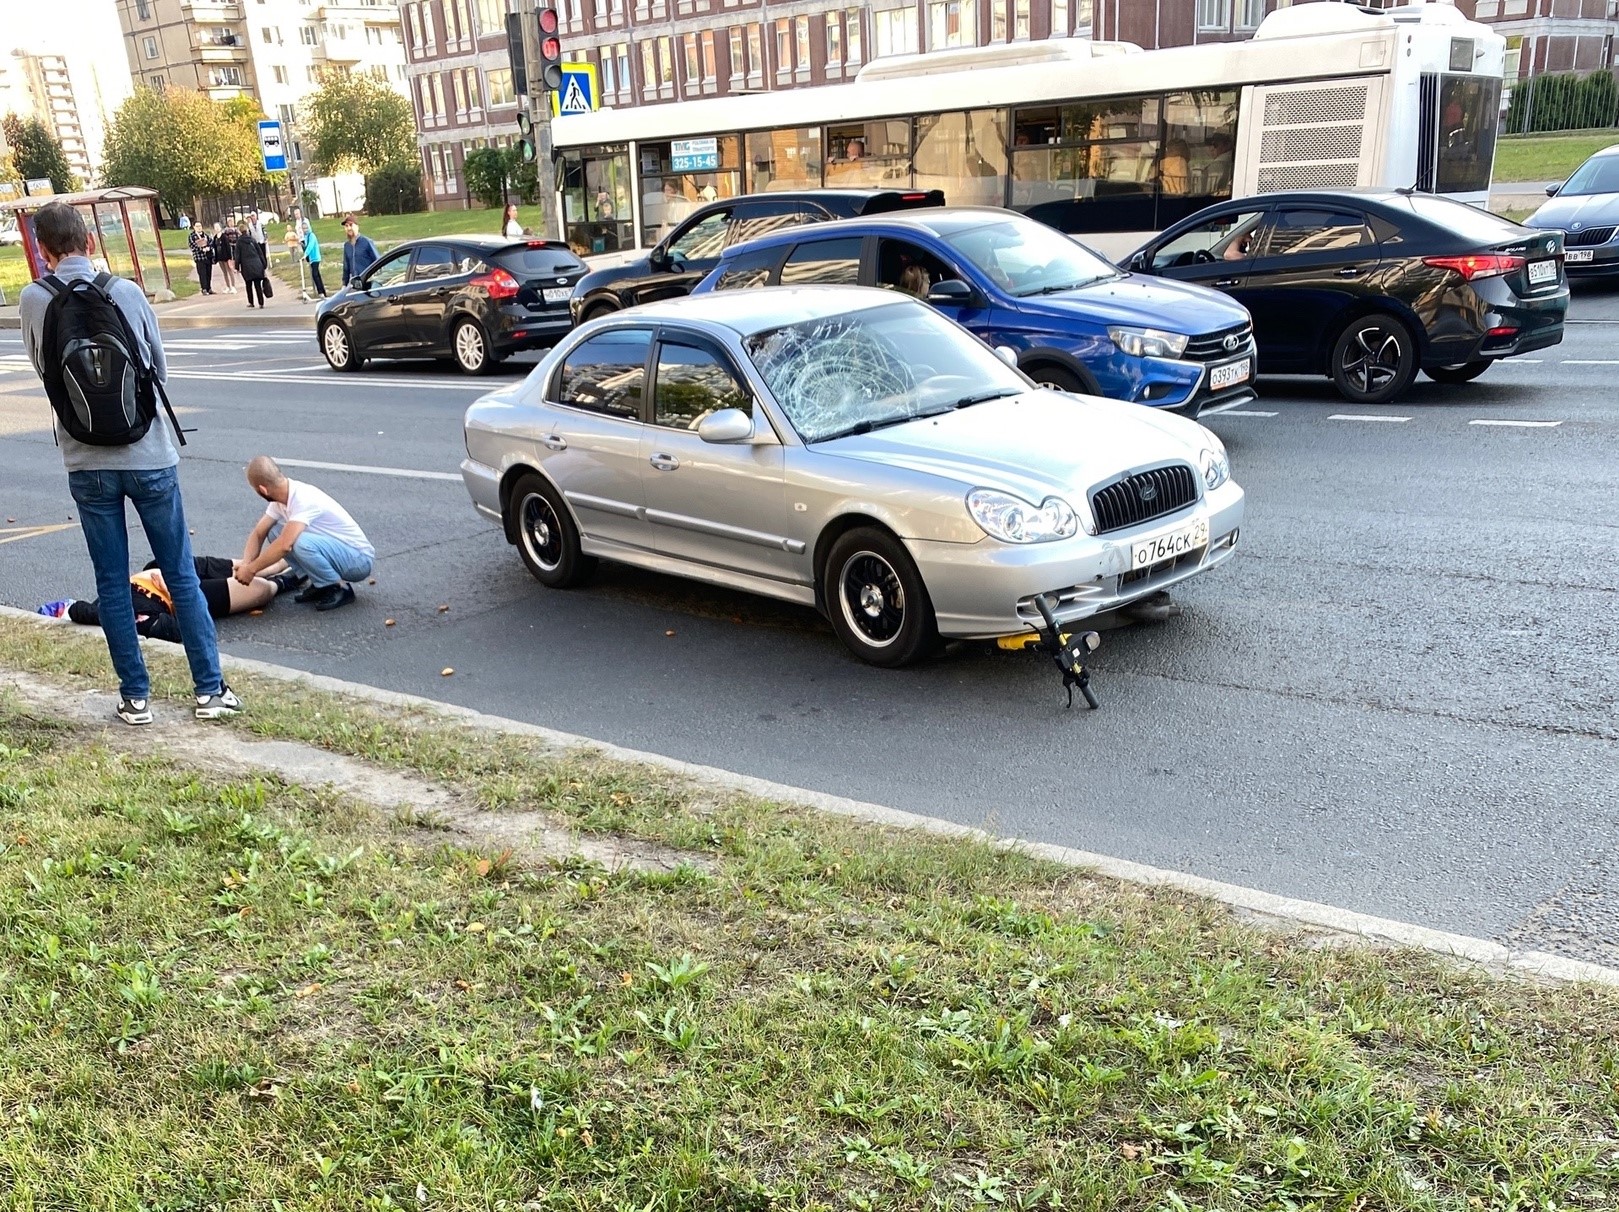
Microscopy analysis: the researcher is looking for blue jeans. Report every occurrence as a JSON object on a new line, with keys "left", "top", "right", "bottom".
{"left": 67, "top": 467, "right": 223, "bottom": 701}
{"left": 270, "top": 523, "right": 373, "bottom": 588}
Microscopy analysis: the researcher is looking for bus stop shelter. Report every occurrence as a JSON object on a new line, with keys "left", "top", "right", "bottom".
{"left": 0, "top": 187, "right": 172, "bottom": 298}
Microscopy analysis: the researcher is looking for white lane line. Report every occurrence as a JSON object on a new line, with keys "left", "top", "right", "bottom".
{"left": 253, "top": 363, "right": 339, "bottom": 374}
{"left": 1328, "top": 413, "right": 1412, "bottom": 423}
{"left": 167, "top": 370, "right": 489, "bottom": 391}
{"left": 1498, "top": 357, "right": 1542, "bottom": 364}
{"left": 1469, "top": 419, "right": 1563, "bottom": 428}
{"left": 1215, "top": 409, "right": 1278, "bottom": 417}
{"left": 275, "top": 457, "right": 461, "bottom": 482}
{"left": 1560, "top": 359, "right": 1619, "bottom": 365}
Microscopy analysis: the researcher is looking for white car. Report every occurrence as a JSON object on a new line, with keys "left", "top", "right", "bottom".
{"left": 0, "top": 225, "right": 22, "bottom": 247}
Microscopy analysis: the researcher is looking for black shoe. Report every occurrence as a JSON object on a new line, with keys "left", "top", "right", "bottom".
{"left": 294, "top": 581, "right": 331, "bottom": 603}
{"left": 270, "top": 570, "right": 307, "bottom": 596}
{"left": 314, "top": 583, "right": 355, "bottom": 612}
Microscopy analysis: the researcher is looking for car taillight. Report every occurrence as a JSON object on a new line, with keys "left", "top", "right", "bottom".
{"left": 1422, "top": 254, "right": 1526, "bottom": 281}
{"left": 471, "top": 268, "right": 521, "bottom": 298}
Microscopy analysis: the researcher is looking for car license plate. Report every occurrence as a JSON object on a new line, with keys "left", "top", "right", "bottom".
{"left": 1209, "top": 358, "right": 1250, "bottom": 391}
{"left": 1132, "top": 518, "right": 1209, "bottom": 570}
{"left": 1566, "top": 249, "right": 1594, "bottom": 264}
{"left": 1527, "top": 258, "right": 1558, "bottom": 283}
{"left": 543, "top": 286, "right": 572, "bottom": 304}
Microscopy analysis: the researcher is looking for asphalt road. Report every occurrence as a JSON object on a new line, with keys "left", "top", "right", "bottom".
{"left": 2, "top": 294, "right": 1617, "bottom": 967}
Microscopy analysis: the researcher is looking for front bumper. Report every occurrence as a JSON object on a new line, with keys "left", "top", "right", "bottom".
{"left": 912, "top": 480, "right": 1245, "bottom": 639}
{"left": 1560, "top": 244, "right": 1619, "bottom": 277}
{"left": 1123, "top": 344, "right": 1258, "bottom": 419}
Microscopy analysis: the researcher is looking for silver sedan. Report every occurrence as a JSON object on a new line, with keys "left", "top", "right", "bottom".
{"left": 461, "top": 287, "right": 1244, "bottom": 666}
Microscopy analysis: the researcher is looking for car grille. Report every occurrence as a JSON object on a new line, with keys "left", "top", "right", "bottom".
{"left": 1182, "top": 323, "right": 1253, "bottom": 363}
{"left": 1089, "top": 463, "right": 1198, "bottom": 535}
{"left": 1563, "top": 226, "right": 1615, "bottom": 247}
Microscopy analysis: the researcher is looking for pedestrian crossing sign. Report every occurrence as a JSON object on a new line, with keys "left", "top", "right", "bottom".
{"left": 551, "top": 64, "right": 599, "bottom": 117}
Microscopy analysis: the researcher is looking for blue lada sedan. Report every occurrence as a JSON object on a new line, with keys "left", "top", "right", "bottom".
{"left": 692, "top": 208, "right": 1257, "bottom": 419}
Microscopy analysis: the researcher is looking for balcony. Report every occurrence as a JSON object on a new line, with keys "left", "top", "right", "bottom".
{"left": 309, "top": 1, "right": 400, "bottom": 20}
{"left": 195, "top": 37, "right": 249, "bottom": 61}
{"left": 313, "top": 39, "right": 364, "bottom": 63}
{"left": 182, "top": 0, "right": 244, "bottom": 21}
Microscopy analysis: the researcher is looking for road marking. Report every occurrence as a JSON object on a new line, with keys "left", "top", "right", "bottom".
{"left": 167, "top": 370, "right": 489, "bottom": 391}
{"left": 254, "top": 363, "right": 338, "bottom": 374}
{"left": 1469, "top": 419, "right": 1563, "bottom": 428}
{"left": 1498, "top": 357, "right": 1542, "bottom": 364}
{"left": 1328, "top": 413, "right": 1411, "bottom": 423}
{"left": 1215, "top": 409, "right": 1277, "bottom": 417}
{"left": 0, "top": 523, "right": 78, "bottom": 546}
{"left": 1560, "top": 359, "right": 1619, "bottom": 365}
{"left": 274, "top": 457, "right": 462, "bottom": 482}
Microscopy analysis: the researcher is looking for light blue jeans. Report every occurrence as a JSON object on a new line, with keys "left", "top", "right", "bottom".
{"left": 270, "top": 523, "right": 373, "bottom": 589}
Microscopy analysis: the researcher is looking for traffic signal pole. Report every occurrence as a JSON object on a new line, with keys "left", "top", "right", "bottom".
{"left": 507, "top": 1, "right": 562, "bottom": 241}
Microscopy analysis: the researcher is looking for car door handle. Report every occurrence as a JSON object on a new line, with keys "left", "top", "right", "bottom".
{"left": 1214, "top": 278, "right": 1241, "bottom": 288}
{"left": 543, "top": 435, "right": 567, "bottom": 451}
{"left": 649, "top": 453, "right": 680, "bottom": 472}
{"left": 1337, "top": 266, "right": 1363, "bottom": 278}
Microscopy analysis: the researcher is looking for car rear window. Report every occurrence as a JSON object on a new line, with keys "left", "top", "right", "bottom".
{"left": 1401, "top": 195, "right": 1526, "bottom": 243}
{"left": 495, "top": 245, "right": 586, "bottom": 275}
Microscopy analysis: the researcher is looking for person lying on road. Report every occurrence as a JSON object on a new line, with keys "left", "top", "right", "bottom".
{"left": 238, "top": 456, "right": 375, "bottom": 612}
{"left": 40, "top": 557, "right": 300, "bottom": 643}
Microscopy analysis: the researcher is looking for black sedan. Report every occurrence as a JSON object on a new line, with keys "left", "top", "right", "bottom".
{"left": 318, "top": 236, "right": 586, "bottom": 375}
{"left": 1524, "top": 142, "right": 1619, "bottom": 278}
{"left": 568, "top": 188, "right": 943, "bottom": 324}
{"left": 1126, "top": 189, "right": 1568, "bottom": 404}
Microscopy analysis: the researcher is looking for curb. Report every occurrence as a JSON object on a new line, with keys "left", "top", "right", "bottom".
{"left": 2, "top": 604, "right": 1614, "bottom": 988}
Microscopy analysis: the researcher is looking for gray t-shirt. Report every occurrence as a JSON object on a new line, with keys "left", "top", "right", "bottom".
{"left": 19, "top": 254, "right": 179, "bottom": 473}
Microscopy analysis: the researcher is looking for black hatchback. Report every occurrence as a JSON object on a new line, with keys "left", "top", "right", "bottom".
{"left": 568, "top": 188, "right": 944, "bottom": 324}
{"left": 1125, "top": 190, "right": 1568, "bottom": 404}
{"left": 318, "top": 236, "right": 586, "bottom": 375}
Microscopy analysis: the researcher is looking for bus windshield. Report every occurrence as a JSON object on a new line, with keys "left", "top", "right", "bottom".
{"left": 943, "top": 218, "right": 1120, "bottom": 296}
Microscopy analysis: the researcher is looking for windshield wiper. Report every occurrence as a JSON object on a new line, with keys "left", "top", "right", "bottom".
{"left": 1018, "top": 276, "right": 1114, "bottom": 297}
{"left": 812, "top": 414, "right": 919, "bottom": 443}
{"left": 949, "top": 388, "right": 1020, "bottom": 409}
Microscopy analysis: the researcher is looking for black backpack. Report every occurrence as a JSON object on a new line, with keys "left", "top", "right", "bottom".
{"left": 38, "top": 273, "right": 185, "bottom": 447}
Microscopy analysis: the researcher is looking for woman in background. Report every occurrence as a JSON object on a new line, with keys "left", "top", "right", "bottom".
{"left": 234, "top": 219, "right": 270, "bottom": 308}
{"left": 502, "top": 202, "right": 523, "bottom": 238}
{"left": 213, "top": 220, "right": 240, "bottom": 294}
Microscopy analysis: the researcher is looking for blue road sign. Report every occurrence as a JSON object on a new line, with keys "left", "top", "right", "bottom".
{"left": 258, "top": 120, "right": 288, "bottom": 173}
{"left": 555, "top": 64, "right": 598, "bottom": 116}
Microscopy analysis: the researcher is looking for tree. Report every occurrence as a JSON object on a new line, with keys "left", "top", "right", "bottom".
{"left": 301, "top": 74, "right": 416, "bottom": 176}
{"left": 2, "top": 113, "right": 77, "bottom": 193}
{"left": 364, "top": 161, "right": 424, "bottom": 215}
{"left": 465, "top": 145, "right": 540, "bottom": 210}
{"left": 101, "top": 87, "right": 264, "bottom": 212}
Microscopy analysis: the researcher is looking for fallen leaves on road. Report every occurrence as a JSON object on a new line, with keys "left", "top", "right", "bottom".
{"left": 665, "top": 630, "right": 676, "bottom": 637}
{"left": 438, "top": 604, "right": 450, "bottom": 613}
{"left": 440, "top": 668, "right": 454, "bottom": 677}
{"left": 384, "top": 619, "right": 395, "bottom": 627}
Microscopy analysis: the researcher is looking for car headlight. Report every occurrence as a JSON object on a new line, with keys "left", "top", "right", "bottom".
{"left": 1108, "top": 326, "right": 1189, "bottom": 359}
{"left": 1199, "top": 444, "right": 1230, "bottom": 491}
{"left": 966, "top": 489, "right": 1079, "bottom": 544}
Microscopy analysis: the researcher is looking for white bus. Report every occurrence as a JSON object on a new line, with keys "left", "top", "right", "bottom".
{"left": 551, "top": 2, "right": 1504, "bottom": 260}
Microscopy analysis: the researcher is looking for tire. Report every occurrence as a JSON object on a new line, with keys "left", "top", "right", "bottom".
{"left": 452, "top": 318, "right": 494, "bottom": 375}
{"left": 1330, "top": 314, "right": 1418, "bottom": 405}
{"left": 582, "top": 300, "right": 618, "bottom": 323}
{"left": 823, "top": 527, "right": 938, "bottom": 668}
{"left": 509, "top": 473, "right": 595, "bottom": 588}
{"left": 320, "top": 320, "right": 362, "bottom": 372}
{"left": 1424, "top": 360, "right": 1491, "bottom": 385}
{"left": 1028, "top": 364, "right": 1085, "bottom": 394}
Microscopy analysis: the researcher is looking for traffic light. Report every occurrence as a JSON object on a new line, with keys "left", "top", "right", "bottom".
{"left": 504, "top": 11, "right": 528, "bottom": 96}
{"left": 537, "top": 7, "right": 563, "bottom": 93}
{"left": 516, "top": 111, "right": 536, "bottom": 164}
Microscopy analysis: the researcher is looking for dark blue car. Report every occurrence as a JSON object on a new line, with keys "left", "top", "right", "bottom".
{"left": 691, "top": 208, "right": 1257, "bottom": 418}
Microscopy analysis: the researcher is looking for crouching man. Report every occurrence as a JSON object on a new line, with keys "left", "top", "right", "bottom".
{"left": 237, "top": 456, "right": 374, "bottom": 611}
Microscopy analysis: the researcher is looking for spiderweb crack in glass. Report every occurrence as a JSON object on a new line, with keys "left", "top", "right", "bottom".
{"left": 746, "top": 316, "right": 918, "bottom": 442}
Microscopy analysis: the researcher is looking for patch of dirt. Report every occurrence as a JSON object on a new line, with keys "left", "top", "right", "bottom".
{"left": 0, "top": 669, "right": 706, "bottom": 876}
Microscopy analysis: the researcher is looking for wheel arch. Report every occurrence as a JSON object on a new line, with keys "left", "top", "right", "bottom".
{"left": 498, "top": 460, "right": 572, "bottom": 547}
{"left": 812, "top": 512, "right": 903, "bottom": 616}
{"left": 1316, "top": 299, "right": 1427, "bottom": 374}
{"left": 1018, "top": 348, "right": 1102, "bottom": 395}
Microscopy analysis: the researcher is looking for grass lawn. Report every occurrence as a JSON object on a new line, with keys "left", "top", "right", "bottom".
{"left": 159, "top": 206, "right": 543, "bottom": 261}
{"left": 1495, "top": 130, "right": 1619, "bottom": 184}
{"left": 1, "top": 616, "right": 1617, "bottom": 1210}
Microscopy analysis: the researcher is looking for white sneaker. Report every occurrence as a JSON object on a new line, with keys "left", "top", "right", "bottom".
{"left": 117, "top": 696, "right": 152, "bottom": 726}
{"left": 195, "top": 685, "right": 242, "bottom": 720}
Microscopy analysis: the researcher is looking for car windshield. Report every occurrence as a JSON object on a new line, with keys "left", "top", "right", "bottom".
{"left": 942, "top": 218, "right": 1120, "bottom": 296}
{"left": 743, "top": 301, "right": 1028, "bottom": 444}
{"left": 1560, "top": 153, "right": 1619, "bottom": 196}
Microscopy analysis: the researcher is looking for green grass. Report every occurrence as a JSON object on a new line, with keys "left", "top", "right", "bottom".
{"left": 2, "top": 615, "right": 1618, "bottom": 1209}
{"left": 159, "top": 205, "right": 542, "bottom": 260}
{"left": 1495, "top": 129, "right": 1619, "bottom": 184}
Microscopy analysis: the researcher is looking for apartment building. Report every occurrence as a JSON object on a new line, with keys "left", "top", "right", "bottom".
{"left": 115, "top": 0, "right": 408, "bottom": 167}
{"left": 1460, "top": 0, "right": 1619, "bottom": 77}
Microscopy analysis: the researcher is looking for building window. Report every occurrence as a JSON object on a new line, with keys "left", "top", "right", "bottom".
{"left": 747, "top": 23, "right": 763, "bottom": 82}
{"left": 657, "top": 34, "right": 674, "bottom": 88}
{"left": 775, "top": 18, "right": 791, "bottom": 75}
{"left": 683, "top": 32, "right": 700, "bottom": 89}
{"left": 827, "top": 12, "right": 843, "bottom": 65}
{"left": 992, "top": 0, "right": 1006, "bottom": 41}
{"left": 465, "top": 67, "right": 481, "bottom": 109}
{"left": 142, "top": 35, "right": 158, "bottom": 59}
{"left": 641, "top": 40, "right": 656, "bottom": 96}
{"left": 1075, "top": 0, "right": 1092, "bottom": 32}
{"left": 602, "top": 47, "right": 617, "bottom": 92}
{"left": 408, "top": 4, "right": 424, "bottom": 52}
{"left": 795, "top": 16, "right": 810, "bottom": 74}
{"left": 1015, "top": 0, "right": 1029, "bottom": 39}
{"left": 148, "top": 73, "right": 164, "bottom": 87}
{"left": 278, "top": 103, "right": 296, "bottom": 128}
{"left": 452, "top": 69, "right": 468, "bottom": 115}
{"left": 702, "top": 29, "right": 717, "bottom": 83}
{"left": 1197, "top": 0, "right": 1231, "bottom": 30}
{"left": 928, "top": 0, "right": 976, "bottom": 49}
{"left": 486, "top": 66, "right": 515, "bottom": 106}
{"left": 617, "top": 43, "right": 631, "bottom": 91}
{"left": 261, "top": 26, "right": 273, "bottom": 42}
{"left": 846, "top": 8, "right": 863, "bottom": 60}
{"left": 1053, "top": 0, "right": 1069, "bottom": 36}
{"left": 306, "top": 65, "right": 319, "bottom": 83}
{"left": 135, "top": 0, "right": 150, "bottom": 17}
{"left": 1236, "top": 0, "right": 1263, "bottom": 27}
{"left": 301, "top": 24, "right": 318, "bottom": 45}
{"left": 729, "top": 26, "right": 743, "bottom": 80}
{"left": 875, "top": 7, "right": 917, "bottom": 57}
{"left": 476, "top": 0, "right": 505, "bottom": 34}
{"left": 274, "top": 65, "right": 289, "bottom": 83}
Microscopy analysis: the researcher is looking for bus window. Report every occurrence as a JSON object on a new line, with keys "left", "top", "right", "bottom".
{"left": 746, "top": 127, "right": 823, "bottom": 191}
{"left": 640, "top": 136, "right": 743, "bottom": 246}
{"left": 826, "top": 120, "right": 912, "bottom": 187}
{"left": 1010, "top": 97, "right": 1162, "bottom": 233}
{"left": 560, "top": 145, "right": 633, "bottom": 255}
{"left": 1162, "top": 90, "right": 1239, "bottom": 227}
{"left": 1434, "top": 75, "right": 1500, "bottom": 195}
{"left": 914, "top": 109, "right": 1009, "bottom": 207}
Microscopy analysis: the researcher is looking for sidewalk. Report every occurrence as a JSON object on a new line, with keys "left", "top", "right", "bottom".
{"left": 1491, "top": 179, "right": 1559, "bottom": 214}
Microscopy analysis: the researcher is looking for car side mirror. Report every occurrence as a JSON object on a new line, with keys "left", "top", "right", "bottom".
{"left": 696, "top": 407, "right": 754, "bottom": 443}
{"left": 1127, "top": 251, "right": 1148, "bottom": 272}
{"left": 994, "top": 345, "right": 1018, "bottom": 368}
{"left": 926, "top": 278, "right": 973, "bottom": 305}
{"left": 1546, "top": 183, "right": 1561, "bottom": 197}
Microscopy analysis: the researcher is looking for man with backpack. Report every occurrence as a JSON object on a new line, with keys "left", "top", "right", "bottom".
{"left": 17, "top": 201, "right": 242, "bottom": 726}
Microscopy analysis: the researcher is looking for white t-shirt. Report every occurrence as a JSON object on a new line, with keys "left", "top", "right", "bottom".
{"left": 266, "top": 479, "right": 375, "bottom": 557}
{"left": 503, "top": 219, "right": 523, "bottom": 237}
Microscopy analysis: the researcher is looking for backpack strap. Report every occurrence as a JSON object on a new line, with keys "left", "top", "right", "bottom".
{"left": 153, "top": 376, "right": 189, "bottom": 448}
{"left": 40, "top": 274, "right": 67, "bottom": 297}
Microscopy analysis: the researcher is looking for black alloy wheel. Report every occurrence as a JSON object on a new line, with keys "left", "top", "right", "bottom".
{"left": 1424, "top": 360, "right": 1492, "bottom": 385}
{"left": 510, "top": 473, "right": 595, "bottom": 588}
{"left": 824, "top": 527, "right": 937, "bottom": 668}
{"left": 1330, "top": 314, "right": 1417, "bottom": 405}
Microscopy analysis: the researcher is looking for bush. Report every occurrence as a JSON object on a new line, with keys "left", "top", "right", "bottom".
{"left": 364, "top": 162, "right": 424, "bottom": 215}
{"left": 1507, "top": 69, "right": 1619, "bottom": 134}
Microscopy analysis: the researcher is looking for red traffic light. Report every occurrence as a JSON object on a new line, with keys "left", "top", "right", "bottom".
{"left": 537, "top": 7, "right": 559, "bottom": 33}
{"left": 542, "top": 35, "right": 561, "bottom": 59}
